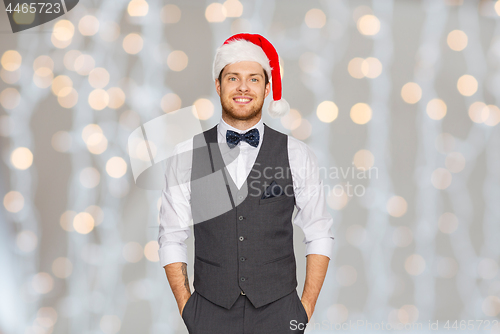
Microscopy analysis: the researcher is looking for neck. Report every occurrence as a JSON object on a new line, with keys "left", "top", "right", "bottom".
{"left": 222, "top": 111, "right": 262, "bottom": 131}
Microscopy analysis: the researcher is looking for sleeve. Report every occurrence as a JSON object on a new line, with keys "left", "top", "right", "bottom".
{"left": 157, "top": 139, "right": 194, "bottom": 267}
{"left": 289, "top": 137, "right": 335, "bottom": 260}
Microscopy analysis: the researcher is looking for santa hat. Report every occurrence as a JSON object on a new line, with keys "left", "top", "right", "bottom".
{"left": 213, "top": 33, "right": 290, "bottom": 118}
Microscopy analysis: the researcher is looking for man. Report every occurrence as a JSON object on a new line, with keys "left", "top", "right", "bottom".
{"left": 158, "top": 33, "right": 335, "bottom": 333}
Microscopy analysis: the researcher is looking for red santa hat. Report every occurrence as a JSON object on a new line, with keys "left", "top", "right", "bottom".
{"left": 213, "top": 33, "right": 290, "bottom": 118}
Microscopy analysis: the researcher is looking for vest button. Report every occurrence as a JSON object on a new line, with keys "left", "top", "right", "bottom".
{"left": 240, "top": 257, "right": 246, "bottom": 261}
{"left": 238, "top": 196, "right": 243, "bottom": 200}
{"left": 238, "top": 216, "right": 244, "bottom": 220}
{"left": 239, "top": 236, "right": 244, "bottom": 241}
{"left": 240, "top": 277, "right": 246, "bottom": 281}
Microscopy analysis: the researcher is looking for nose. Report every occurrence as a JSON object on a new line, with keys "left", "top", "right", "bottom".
{"left": 237, "top": 79, "right": 249, "bottom": 93}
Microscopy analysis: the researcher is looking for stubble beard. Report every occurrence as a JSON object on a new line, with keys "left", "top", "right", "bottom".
{"left": 220, "top": 92, "right": 265, "bottom": 122}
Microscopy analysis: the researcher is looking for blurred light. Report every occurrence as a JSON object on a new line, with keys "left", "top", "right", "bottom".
{"left": 326, "top": 304, "right": 349, "bottom": 324}
{"left": 336, "top": 265, "right": 357, "bottom": 286}
{"left": 161, "top": 4, "right": 181, "bottom": 24}
{"left": 353, "top": 149, "right": 374, "bottom": 170}
{"left": 88, "top": 89, "right": 110, "bottom": 110}
{"left": 316, "top": 101, "right": 338, "bottom": 123}
{"left": 74, "top": 54, "right": 95, "bottom": 76}
{"left": 305, "top": 8, "right": 326, "bottom": 29}
{"left": 100, "top": 315, "right": 121, "bottom": 334}
{"left": 36, "top": 307, "right": 58, "bottom": 328}
{"left": 345, "top": 224, "right": 367, "bottom": 246}
{"left": 73, "top": 212, "right": 95, "bottom": 234}
{"left": 447, "top": 30, "right": 468, "bottom": 51}
{"left": 80, "top": 167, "right": 100, "bottom": 188}
{"left": 33, "top": 67, "right": 53, "bottom": 88}
{"left": 123, "top": 242, "right": 144, "bottom": 263}
{"left": 51, "top": 75, "right": 73, "bottom": 97}
{"left": 352, "top": 5, "right": 373, "bottom": 22}
{"left": 496, "top": 1, "right": 500, "bottom": 15}
{"left": 205, "top": 3, "right": 227, "bottom": 22}
{"left": 33, "top": 55, "right": 54, "bottom": 71}
{"left": 123, "top": 33, "right": 144, "bottom": 54}
{"left": 63, "top": 50, "right": 81, "bottom": 71}
{"left": 468, "top": 101, "right": 489, "bottom": 123}
{"left": 1, "top": 68, "right": 20, "bottom": 84}
{"left": 357, "top": 14, "right": 380, "bottom": 36}
{"left": 280, "top": 108, "right": 302, "bottom": 130}
{"left": 405, "top": 254, "right": 426, "bottom": 276}
{"left": 82, "top": 124, "right": 103, "bottom": 142}
{"left": 350, "top": 102, "right": 372, "bottom": 124}
{"left": 0, "top": 87, "right": 21, "bottom": 109}
{"left": 484, "top": 104, "right": 500, "bottom": 126}
{"left": 431, "top": 168, "right": 452, "bottom": 189}
{"left": 167, "top": 50, "right": 188, "bottom": 71}
{"left": 482, "top": 296, "right": 500, "bottom": 316}
{"left": 457, "top": 74, "right": 478, "bottom": 96}
{"left": 11, "top": 147, "right": 33, "bottom": 170}
{"left": 106, "top": 157, "right": 127, "bottom": 178}
{"left": 52, "top": 20, "right": 74, "bottom": 48}
{"left": 436, "top": 257, "right": 459, "bottom": 278}
{"left": 435, "top": 133, "right": 455, "bottom": 153}
{"left": 401, "top": 82, "right": 422, "bottom": 104}
{"left": 57, "top": 88, "right": 78, "bottom": 108}
{"left": 161, "top": 93, "right": 182, "bottom": 113}
{"left": 78, "top": 15, "right": 100, "bottom": 36}
{"left": 107, "top": 87, "right": 126, "bottom": 109}
{"left": 478, "top": 258, "right": 499, "bottom": 280}
{"left": 1, "top": 50, "right": 22, "bottom": 71}
{"left": 193, "top": 98, "right": 214, "bottom": 120}
{"left": 223, "top": 0, "right": 243, "bottom": 17}
{"left": 361, "top": 57, "right": 382, "bottom": 78}
{"left": 291, "top": 118, "right": 312, "bottom": 140}
{"left": 438, "top": 212, "right": 458, "bottom": 234}
{"left": 348, "top": 57, "right": 365, "bottom": 79}
{"left": 426, "top": 98, "right": 447, "bottom": 120}
{"left": 32, "top": 272, "right": 54, "bottom": 294}
{"left": 144, "top": 241, "right": 159, "bottom": 262}
{"left": 52, "top": 257, "right": 73, "bottom": 278}
{"left": 327, "top": 187, "right": 349, "bottom": 210}
{"left": 445, "top": 152, "right": 465, "bottom": 173}
{"left": 398, "top": 305, "right": 419, "bottom": 324}
{"left": 60, "top": 211, "right": 76, "bottom": 232}
{"left": 393, "top": 226, "right": 413, "bottom": 247}
{"left": 4, "top": 190, "right": 24, "bottom": 213}
{"left": 127, "top": 0, "right": 149, "bottom": 17}
{"left": 16, "top": 230, "right": 37, "bottom": 252}
{"left": 85, "top": 205, "right": 104, "bottom": 226}
{"left": 87, "top": 133, "right": 108, "bottom": 154}
{"left": 231, "top": 18, "right": 252, "bottom": 35}
{"left": 99, "top": 21, "right": 120, "bottom": 42}
{"left": 88, "top": 68, "right": 110, "bottom": 89}
{"left": 387, "top": 196, "right": 407, "bottom": 217}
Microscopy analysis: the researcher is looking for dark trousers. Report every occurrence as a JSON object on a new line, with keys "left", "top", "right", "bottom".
{"left": 181, "top": 289, "right": 309, "bottom": 334}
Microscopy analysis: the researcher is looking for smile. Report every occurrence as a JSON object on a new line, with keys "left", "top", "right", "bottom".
{"left": 233, "top": 97, "right": 253, "bottom": 104}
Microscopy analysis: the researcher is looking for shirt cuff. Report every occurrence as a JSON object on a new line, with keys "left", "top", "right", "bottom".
{"left": 158, "top": 242, "right": 188, "bottom": 268}
{"left": 305, "top": 237, "right": 335, "bottom": 260}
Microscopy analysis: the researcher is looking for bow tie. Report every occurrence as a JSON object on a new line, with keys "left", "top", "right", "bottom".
{"left": 226, "top": 128, "right": 260, "bottom": 149}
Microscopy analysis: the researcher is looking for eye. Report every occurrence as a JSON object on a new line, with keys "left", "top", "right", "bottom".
{"left": 229, "top": 77, "right": 236, "bottom": 81}
{"left": 251, "top": 78, "right": 258, "bottom": 82}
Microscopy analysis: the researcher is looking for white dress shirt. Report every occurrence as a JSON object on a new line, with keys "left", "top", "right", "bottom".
{"left": 158, "top": 116, "right": 335, "bottom": 267}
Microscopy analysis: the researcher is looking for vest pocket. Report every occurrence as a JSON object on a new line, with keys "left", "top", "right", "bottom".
{"left": 195, "top": 255, "right": 221, "bottom": 267}
{"left": 262, "top": 253, "right": 293, "bottom": 265}
{"left": 259, "top": 194, "right": 288, "bottom": 205}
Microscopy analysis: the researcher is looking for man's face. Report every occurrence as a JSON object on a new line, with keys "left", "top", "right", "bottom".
{"left": 215, "top": 61, "right": 271, "bottom": 121}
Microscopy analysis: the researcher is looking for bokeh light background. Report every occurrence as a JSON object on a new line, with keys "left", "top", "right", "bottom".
{"left": 1, "top": 0, "right": 500, "bottom": 333}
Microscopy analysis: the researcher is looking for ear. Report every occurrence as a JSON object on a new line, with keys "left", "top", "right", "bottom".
{"left": 215, "top": 78, "right": 221, "bottom": 97}
{"left": 264, "top": 81, "right": 271, "bottom": 99}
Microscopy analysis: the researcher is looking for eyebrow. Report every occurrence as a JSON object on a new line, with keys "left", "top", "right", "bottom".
{"left": 224, "top": 72, "right": 264, "bottom": 78}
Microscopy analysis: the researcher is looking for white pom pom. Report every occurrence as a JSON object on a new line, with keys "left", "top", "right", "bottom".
{"left": 268, "top": 99, "right": 290, "bottom": 118}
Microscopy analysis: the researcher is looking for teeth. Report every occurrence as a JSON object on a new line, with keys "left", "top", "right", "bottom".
{"left": 235, "top": 98, "right": 251, "bottom": 102}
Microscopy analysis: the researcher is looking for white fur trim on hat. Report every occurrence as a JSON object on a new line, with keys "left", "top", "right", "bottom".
{"left": 268, "top": 98, "right": 290, "bottom": 118}
{"left": 213, "top": 39, "right": 273, "bottom": 81}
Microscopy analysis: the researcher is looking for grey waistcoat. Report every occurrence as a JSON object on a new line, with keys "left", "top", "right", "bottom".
{"left": 190, "top": 123, "right": 297, "bottom": 310}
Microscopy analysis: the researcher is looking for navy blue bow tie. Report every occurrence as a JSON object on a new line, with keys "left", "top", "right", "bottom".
{"left": 226, "top": 128, "right": 260, "bottom": 148}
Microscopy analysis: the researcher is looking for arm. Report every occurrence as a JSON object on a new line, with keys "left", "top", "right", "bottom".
{"left": 301, "top": 254, "right": 330, "bottom": 321}
{"left": 164, "top": 262, "right": 191, "bottom": 315}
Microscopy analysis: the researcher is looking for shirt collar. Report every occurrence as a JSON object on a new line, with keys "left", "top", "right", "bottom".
{"left": 218, "top": 116, "right": 264, "bottom": 147}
